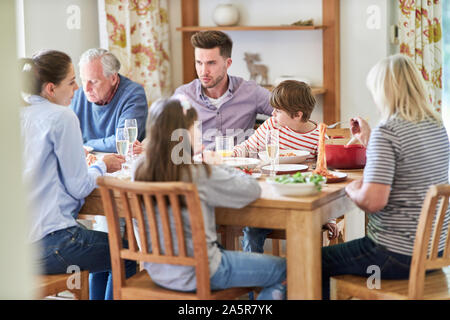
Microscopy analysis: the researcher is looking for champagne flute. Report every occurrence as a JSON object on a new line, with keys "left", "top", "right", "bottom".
{"left": 116, "top": 128, "right": 130, "bottom": 174}
{"left": 124, "top": 119, "right": 138, "bottom": 160}
{"left": 265, "top": 129, "right": 279, "bottom": 177}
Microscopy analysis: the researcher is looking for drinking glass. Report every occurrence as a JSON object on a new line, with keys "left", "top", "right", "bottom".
{"left": 265, "top": 129, "right": 279, "bottom": 177}
{"left": 215, "top": 136, "right": 234, "bottom": 158}
{"left": 124, "top": 119, "right": 138, "bottom": 159}
{"left": 116, "top": 128, "right": 130, "bottom": 174}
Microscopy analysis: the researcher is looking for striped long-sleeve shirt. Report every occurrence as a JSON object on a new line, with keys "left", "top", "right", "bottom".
{"left": 233, "top": 117, "right": 319, "bottom": 158}
{"left": 364, "top": 118, "right": 449, "bottom": 256}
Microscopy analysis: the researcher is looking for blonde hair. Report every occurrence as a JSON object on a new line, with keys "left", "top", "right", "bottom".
{"left": 366, "top": 54, "right": 441, "bottom": 124}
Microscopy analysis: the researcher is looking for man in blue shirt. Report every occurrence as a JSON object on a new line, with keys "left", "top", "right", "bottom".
{"left": 70, "top": 48, "right": 148, "bottom": 152}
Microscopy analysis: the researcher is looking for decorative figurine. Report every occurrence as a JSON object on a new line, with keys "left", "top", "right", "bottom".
{"left": 244, "top": 52, "right": 269, "bottom": 85}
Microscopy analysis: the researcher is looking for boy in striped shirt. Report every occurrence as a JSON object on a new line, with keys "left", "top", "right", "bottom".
{"left": 233, "top": 80, "right": 319, "bottom": 158}
{"left": 235, "top": 80, "right": 338, "bottom": 254}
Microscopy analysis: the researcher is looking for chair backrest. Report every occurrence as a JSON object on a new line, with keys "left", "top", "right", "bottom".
{"left": 409, "top": 184, "right": 450, "bottom": 299}
{"left": 97, "top": 176, "right": 211, "bottom": 299}
{"left": 326, "top": 128, "right": 351, "bottom": 139}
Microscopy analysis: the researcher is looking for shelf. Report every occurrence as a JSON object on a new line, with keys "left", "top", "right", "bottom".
{"left": 261, "top": 85, "right": 326, "bottom": 96}
{"left": 178, "top": 0, "right": 340, "bottom": 124}
{"left": 176, "top": 25, "right": 326, "bottom": 32}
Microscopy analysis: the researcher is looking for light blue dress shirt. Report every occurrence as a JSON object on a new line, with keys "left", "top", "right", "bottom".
{"left": 21, "top": 95, "right": 106, "bottom": 243}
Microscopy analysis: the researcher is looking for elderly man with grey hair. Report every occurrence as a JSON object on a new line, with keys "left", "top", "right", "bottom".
{"left": 70, "top": 48, "right": 148, "bottom": 152}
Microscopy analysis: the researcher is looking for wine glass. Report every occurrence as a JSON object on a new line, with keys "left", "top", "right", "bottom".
{"left": 124, "top": 119, "right": 138, "bottom": 160}
{"left": 116, "top": 128, "right": 130, "bottom": 174}
{"left": 265, "top": 129, "right": 279, "bottom": 177}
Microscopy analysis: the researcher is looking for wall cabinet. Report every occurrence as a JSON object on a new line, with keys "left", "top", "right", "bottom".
{"left": 176, "top": 0, "right": 340, "bottom": 124}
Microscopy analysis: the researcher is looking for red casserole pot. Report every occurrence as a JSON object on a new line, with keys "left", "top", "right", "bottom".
{"left": 325, "top": 144, "right": 366, "bottom": 169}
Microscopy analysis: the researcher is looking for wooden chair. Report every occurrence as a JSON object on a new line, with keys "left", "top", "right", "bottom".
{"left": 97, "top": 176, "right": 254, "bottom": 300}
{"left": 35, "top": 214, "right": 92, "bottom": 300}
{"left": 330, "top": 184, "right": 450, "bottom": 300}
{"left": 326, "top": 128, "right": 351, "bottom": 139}
{"left": 35, "top": 271, "right": 89, "bottom": 300}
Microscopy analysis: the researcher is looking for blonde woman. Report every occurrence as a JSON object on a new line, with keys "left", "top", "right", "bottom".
{"left": 321, "top": 54, "right": 449, "bottom": 299}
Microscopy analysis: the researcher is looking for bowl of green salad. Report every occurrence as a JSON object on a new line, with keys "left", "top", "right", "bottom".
{"left": 266, "top": 172, "right": 326, "bottom": 196}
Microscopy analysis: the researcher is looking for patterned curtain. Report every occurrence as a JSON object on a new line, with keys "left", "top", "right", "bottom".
{"left": 398, "top": 0, "right": 442, "bottom": 112}
{"left": 105, "top": 0, "right": 172, "bottom": 105}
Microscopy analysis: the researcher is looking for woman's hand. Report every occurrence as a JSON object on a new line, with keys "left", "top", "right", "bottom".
{"left": 86, "top": 153, "right": 97, "bottom": 166}
{"left": 202, "top": 150, "right": 223, "bottom": 165}
{"left": 132, "top": 140, "right": 145, "bottom": 155}
{"left": 350, "top": 117, "right": 371, "bottom": 147}
{"left": 345, "top": 179, "right": 363, "bottom": 197}
{"left": 346, "top": 179, "right": 390, "bottom": 213}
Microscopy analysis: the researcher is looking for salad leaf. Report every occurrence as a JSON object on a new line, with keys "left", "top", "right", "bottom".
{"left": 274, "top": 172, "right": 325, "bottom": 191}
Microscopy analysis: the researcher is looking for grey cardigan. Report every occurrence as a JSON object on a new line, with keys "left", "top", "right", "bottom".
{"left": 133, "top": 165, "right": 261, "bottom": 291}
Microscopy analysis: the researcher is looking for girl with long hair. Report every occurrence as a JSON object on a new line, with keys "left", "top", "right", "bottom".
{"left": 134, "top": 98, "right": 286, "bottom": 299}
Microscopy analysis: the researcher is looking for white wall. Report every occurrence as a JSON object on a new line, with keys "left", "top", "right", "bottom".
{"left": 168, "top": 0, "right": 394, "bottom": 128}
{"left": 0, "top": 0, "right": 35, "bottom": 299}
{"left": 340, "top": 0, "right": 389, "bottom": 128}
{"left": 22, "top": 0, "right": 100, "bottom": 79}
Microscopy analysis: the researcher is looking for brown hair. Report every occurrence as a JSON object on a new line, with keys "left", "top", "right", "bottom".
{"left": 134, "top": 98, "right": 211, "bottom": 183}
{"left": 270, "top": 80, "right": 316, "bottom": 122}
{"left": 20, "top": 50, "right": 72, "bottom": 97}
{"left": 191, "top": 31, "right": 233, "bottom": 58}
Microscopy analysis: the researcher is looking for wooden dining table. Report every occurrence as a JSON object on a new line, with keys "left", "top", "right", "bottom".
{"left": 80, "top": 169, "right": 363, "bottom": 300}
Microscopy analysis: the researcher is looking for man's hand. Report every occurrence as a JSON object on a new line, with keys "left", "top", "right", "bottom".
{"left": 132, "top": 140, "right": 145, "bottom": 155}
{"left": 102, "top": 154, "right": 126, "bottom": 173}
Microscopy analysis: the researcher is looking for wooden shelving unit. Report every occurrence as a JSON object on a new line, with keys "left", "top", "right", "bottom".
{"left": 178, "top": 0, "right": 340, "bottom": 124}
{"left": 176, "top": 25, "right": 326, "bottom": 32}
{"left": 261, "top": 85, "right": 327, "bottom": 96}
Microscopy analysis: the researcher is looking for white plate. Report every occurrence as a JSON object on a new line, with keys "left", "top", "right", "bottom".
{"left": 83, "top": 145, "right": 94, "bottom": 153}
{"left": 259, "top": 149, "right": 310, "bottom": 164}
{"left": 266, "top": 176, "right": 324, "bottom": 197}
{"left": 261, "top": 164, "right": 308, "bottom": 175}
{"left": 222, "top": 157, "right": 261, "bottom": 169}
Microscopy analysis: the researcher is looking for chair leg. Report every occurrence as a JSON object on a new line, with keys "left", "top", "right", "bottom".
{"left": 330, "top": 278, "right": 352, "bottom": 300}
{"left": 272, "top": 239, "right": 281, "bottom": 256}
{"left": 71, "top": 271, "right": 89, "bottom": 300}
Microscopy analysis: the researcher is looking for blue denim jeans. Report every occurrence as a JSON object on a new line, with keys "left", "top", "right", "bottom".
{"left": 35, "top": 225, "right": 136, "bottom": 300}
{"left": 242, "top": 227, "right": 273, "bottom": 253}
{"left": 321, "top": 236, "right": 413, "bottom": 299}
{"left": 210, "top": 249, "right": 286, "bottom": 300}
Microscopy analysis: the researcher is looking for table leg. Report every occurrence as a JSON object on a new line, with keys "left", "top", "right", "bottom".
{"left": 286, "top": 210, "right": 322, "bottom": 299}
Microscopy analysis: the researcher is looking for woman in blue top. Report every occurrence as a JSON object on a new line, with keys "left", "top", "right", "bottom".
{"left": 321, "top": 54, "right": 449, "bottom": 299}
{"left": 20, "top": 50, "right": 135, "bottom": 299}
{"left": 133, "top": 98, "right": 286, "bottom": 299}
